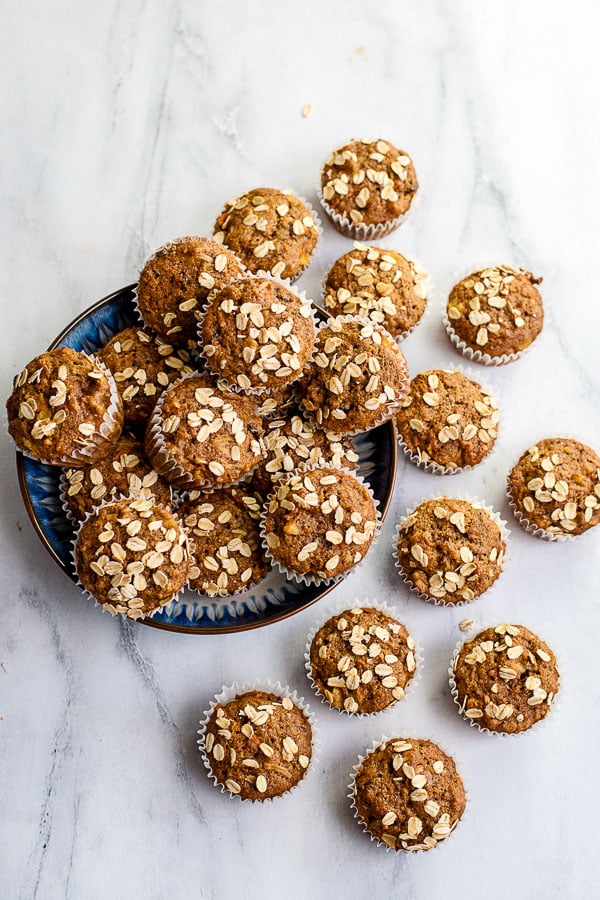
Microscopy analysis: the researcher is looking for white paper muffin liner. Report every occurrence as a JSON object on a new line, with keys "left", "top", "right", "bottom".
{"left": 392, "top": 495, "right": 511, "bottom": 607}
{"left": 299, "top": 314, "right": 410, "bottom": 437}
{"left": 259, "top": 462, "right": 382, "bottom": 587}
{"left": 442, "top": 262, "right": 545, "bottom": 367}
{"left": 197, "top": 679, "right": 319, "bottom": 802}
{"left": 448, "top": 621, "right": 563, "bottom": 738}
{"left": 71, "top": 491, "right": 193, "bottom": 621}
{"left": 196, "top": 270, "right": 317, "bottom": 397}
{"left": 144, "top": 370, "right": 265, "bottom": 490}
{"left": 396, "top": 363, "right": 503, "bottom": 476}
{"left": 304, "top": 597, "right": 423, "bottom": 716}
{"left": 348, "top": 733, "right": 469, "bottom": 853}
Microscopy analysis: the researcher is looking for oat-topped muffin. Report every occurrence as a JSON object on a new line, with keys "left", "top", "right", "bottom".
{"left": 213, "top": 188, "right": 319, "bottom": 280}
{"left": 202, "top": 690, "right": 313, "bottom": 800}
{"left": 451, "top": 624, "right": 560, "bottom": 734}
{"left": 396, "top": 498, "right": 506, "bottom": 604}
{"left": 200, "top": 276, "right": 315, "bottom": 392}
{"left": 446, "top": 266, "right": 543, "bottom": 361}
{"left": 508, "top": 438, "right": 600, "bottom": 537}
{"left": 63, "top": 433, "right": 171, "bottom": 521}
{"left": 396, "top": 369, "right": 499, "bottom": 471}
{"left": 7, "top": 347, "right": 123, "bottom": 466}
{"left": 301, "top": 316, "right": 409, "bottom": 434}
{"left": 98, "top": 327, "right": 194, "bottom": 430}
{"left": 320, "top": 140, "right": 418, "bottom": 236}
{"left": 74, "top": 496, "right": 192, "bottom": 619}
{"left": 262, "top": 466, "right": 378, "bottom": 581}
{"left": 136, "top": 237, "right": 245, "bottom": 345}
{"left": 145, "top": 375, "right": 264, "bottom": 489}
{"left": 309, "top": 607, "right": 417, "bottom": 714}
{"left": 179, "top": 487, "right": 270, "bottom": 595}
{"left": 323, "top": 244, "right": 429, "bottom": 338}
{"left": 353, "top": 738, "right": 466, "bottom": 852}
{"left": 249, "top": 412, "right": 358, "bottom": 497}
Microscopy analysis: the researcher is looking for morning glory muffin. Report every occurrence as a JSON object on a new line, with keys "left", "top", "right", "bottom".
{"left": 213, "top": 188, "right": 319, "bottom": 280}
{"left": 301, "top": 316, "right": 409, "bottom": 434}
{"left": 98, "top": 327, "right": 194, "bottom": 430}
{"left": 62, "top": 433, "right": 171, "bottom": 521}
{"left": 308, "top": 606, "right": 417, "bottom": 714}
{"left": 200, "top": 275, "right": 315, "bottom": 392}
{"left": 451, "top": 623, "right": 560, "bottom": 734}
{"left": 202, "top": 689, "right": 313, "bottom": 800}
{"left": 136, "top": 237, "right": 245, "bottom": 345}
{"left": 7, "top": 347, "right": 123, "bottom": 466}
{"left": 507, "top": 437, "right": 600, "bottom": 538}
{"left": 352, "top": 738, "right": 466, "bottom": 852}
{"left": 74, "top": 495, "right": 192, "bottom": 619}
{"left": 396, "top": 498, "right": 506, "bottom": 604}
{"left": 320, "top": 139, "right": 418, "bottom": 238}
{"left": 323, "top": 244, "right": 429, "bottom": 338}
{"left": 396, "top": 369, "right": 499, "bottom": 471}
{"left": 445, "top": 266, "right": 543, "bottom": 363}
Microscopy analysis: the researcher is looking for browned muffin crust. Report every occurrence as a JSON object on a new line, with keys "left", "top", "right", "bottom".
{"left": 301, "top": 316, "right": 409, "bottom": 434}
{"left": 204, "top": 690, "right": 312, "bottom": 800}
{"left": 508, "top": 438, "right": 600, "bottom": 536}
{"left": 145, "top": 375, "right": 264, "bottom": 488}
{"left": 446, "top": 266, "right": 543, "bottom": 358}
{"left": 354, "top": 738, "right": 466, "bottom": 852}
{"left": 98, "top": 327, "right": 194, "bottom": 430}
{"left": 249, "top": 412, "right": 359, "bottom": 497}
{"left": 213, "top": 188, "right": 319, "bottom": 280}
{"left": 136, "top": 237, "right": 245, "bottom": 345}
{"left": 310, "top": 607, "right": 416, "bottom": 713}
{"left": 321, "top": 140, "right": 418, "bottom": 228}
{"left": 7, "top": 347, "right": 123, "bottom": 466}
{"left": 263, "top": 466, "right": 378, "bottom": 579}
{"left": 324, "top": 244, "right": 429, "bottom": 337}
{"left": 452, "top": 624, "right": 560, "bottom": 734}
{"left": 179, "top": 487, "right": 270, "bottom": 595}
{"left": 396, "top": 369, "right": 499, "bottom": 470}
{"left": 396, "top": 498, "right": 505, "bottom": 603}
{"left": 63, "top": 434, "right": 171, "bottom": 521}
{"left": 74, "top": 496, "right": 191, "bottom": 619}
{"left": 201, "top": 276, "right": 315, "bottom": 391}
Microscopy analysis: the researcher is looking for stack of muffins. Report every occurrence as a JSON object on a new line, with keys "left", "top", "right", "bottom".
{"left": 6, "top": 137, "right": 599, "bottom": 850}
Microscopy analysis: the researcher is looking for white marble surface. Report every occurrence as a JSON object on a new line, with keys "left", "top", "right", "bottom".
{"left": 1, "top": 1, "right": 600, "bottom": 897}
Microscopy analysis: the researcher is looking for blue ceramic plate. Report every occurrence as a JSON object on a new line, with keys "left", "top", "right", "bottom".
{"left": 16, "top": 285, "right": 398, "bottom": 634}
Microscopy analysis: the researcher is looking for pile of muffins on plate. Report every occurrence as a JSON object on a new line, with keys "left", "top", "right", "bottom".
{"left": 6, "top": 138, "right": 600, "bottom": 853}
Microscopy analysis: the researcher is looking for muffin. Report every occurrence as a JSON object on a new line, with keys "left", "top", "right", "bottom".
{"left": 396, "top": 498, "right": 506, "bottom": 604}
{"left": 323, "top": 244, "right": 429, "bottom": 339}
{"left": 98, "top": 327, "right": 194, "bottom": 430}
{"left": 200, "top": 276, "right": 315, "bottom": 392}
{"left": 308, "top": 606, "right": 417, "bottom": 713}
{"left": 396, "top": 369, "right": 499, "bottom": 472}
{"left": 62, "top": 433, "right": 172, "bottom": 521}
{"left": 507, "top": 437, "right": 600, "bottom": 538}
{"left": 136, "top": 237, "right": 245, "bottom": 345}
{"left": 201, "top": 689, "right": 313, "bottom": 800}
{"left": 7, "top": 347, "right": 123, "bottom": 466}
{"left": 319, "top": 139, "right": 418, "bottom": 238}
{"left": 450, "top": 623, "right": 560, "bottom": 734}
{"left": 74, "top": 496, "right": 192, "bottom": 619}
{"left": 445, "top": 266, "right": 543, "bottom": 363}
{"left": 262, "top": 466, "right": 379, "bottom": 582}
{"left": 301, "top": 316, "right": 409, "bottom": 434}
{"left": 213, "top": 188, "right": 319, "bottom": 280}
{"left": 352, "top": 738, "right": 466, "bottom": 852}
{"left": 145, "top": 375, "right": 264, "bottom": 489}
{"left": 179, "top": 487, "right": 270, "bottom": 595}
{"left": 249, "top": 412, "right": 359, "bottom": 497}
